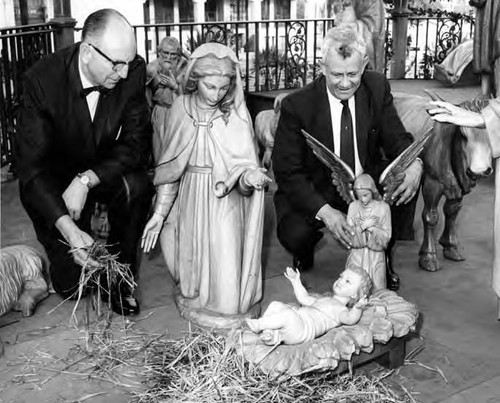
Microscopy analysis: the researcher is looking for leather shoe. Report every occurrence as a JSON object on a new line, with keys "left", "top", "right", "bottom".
{"left": 385, "top": 254, "right": 400, "bottom": 291}
{"left": 102, "top": 286, "right": 140, "bottom": 316}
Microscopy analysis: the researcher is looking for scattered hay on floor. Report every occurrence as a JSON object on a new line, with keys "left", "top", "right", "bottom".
{"left": 129, "top": 328, "right": 417, "bottom": 403}
{"left": 7, "top": 321, "right": 423, "bottom": 402}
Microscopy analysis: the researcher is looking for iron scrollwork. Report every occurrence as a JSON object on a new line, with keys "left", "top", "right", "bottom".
{"left": 285, "top": 21, "right": 307, "bottom": 88}
{"left": 435, "top": 17, "right": 462, "bottom": 64}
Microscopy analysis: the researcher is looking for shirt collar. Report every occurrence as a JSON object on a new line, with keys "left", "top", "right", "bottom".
{"left": 325, "top": 82, "right": 354, "bottom": 107}
{"left": 78, "top": 49, "right": 95, "bottom": 90}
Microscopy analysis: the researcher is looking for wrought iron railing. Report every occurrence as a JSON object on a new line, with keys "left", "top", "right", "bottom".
{"left": 1, "top": 13, "right": 474, "bottom": 168}
{"left": 1, "top": 23, "right": 56, "bottom": 167}
{"left": 385, "top": 14, "right": 474, "bottom": 79}
{"left": 126, "top": 18, "right": 336, "bottom": 93}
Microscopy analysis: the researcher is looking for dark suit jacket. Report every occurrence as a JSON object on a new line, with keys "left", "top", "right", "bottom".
{"left": 15, "top": 43, "right": 152, "bottom": 229}
{"left": 272, "top": 72, "right": 414, "bottom": 222}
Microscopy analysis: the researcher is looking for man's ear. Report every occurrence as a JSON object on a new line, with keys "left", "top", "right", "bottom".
{"left": 362, "top": 57, "right": 369, "bottom": 71}
{"left": 80, "top": 42, "right": 92, "bottom": 64}
{"left": 319, "top": 60, "right": 327, "bottom": 76}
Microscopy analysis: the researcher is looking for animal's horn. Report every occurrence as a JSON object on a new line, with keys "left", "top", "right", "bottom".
{"left": 424, "top": 89, "right": 446, "bottom": 102}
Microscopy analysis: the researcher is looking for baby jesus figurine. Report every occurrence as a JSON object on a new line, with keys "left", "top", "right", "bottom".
{"left": 246, "top": 266, "right": 372, "bottom": 346}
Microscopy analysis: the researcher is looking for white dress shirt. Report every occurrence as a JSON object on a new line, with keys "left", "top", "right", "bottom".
{"left": 78, "top": 58, "right": 100, "bottom": 121}
{"left": 326, "top": 85, "right": 363, "bottom": 177}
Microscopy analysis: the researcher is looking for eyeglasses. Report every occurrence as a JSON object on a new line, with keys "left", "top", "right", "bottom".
{"left": 88, "top": 43, "right": 130, "bottom": 73}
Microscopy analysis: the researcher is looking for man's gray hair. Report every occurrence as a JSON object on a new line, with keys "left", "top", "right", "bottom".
{"left": 321, "top": 25, "right": 367, "bottom": 63}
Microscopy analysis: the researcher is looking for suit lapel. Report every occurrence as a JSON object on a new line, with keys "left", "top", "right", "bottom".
{"left": 68, "top": 47, "right": 95, "bottom": 154}
{"left": 355, "top": 82, "right": 370, "bottom": 167}
{"left": 314, "top": 77, "right": 335, "bottom": 153}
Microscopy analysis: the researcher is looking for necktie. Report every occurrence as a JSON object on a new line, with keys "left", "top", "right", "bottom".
{"left": 340, "top": 99, "right": 355, "bottom": 171}
{"left": 80, "top": 86, "right": 108, "bottom": 98}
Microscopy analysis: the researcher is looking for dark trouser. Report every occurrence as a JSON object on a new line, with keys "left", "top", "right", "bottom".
{"left": 23, "top": 172, "right": 154, "bottom": 299}
{"left": 277, "top": 196, "right": 418, "bottom": 261}
{"left": 277, "top": 213, "right": 325, "bottom": 262}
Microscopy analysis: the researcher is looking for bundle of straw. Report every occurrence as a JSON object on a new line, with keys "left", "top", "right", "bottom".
{"left": 68, "top": 242, "right": 136, "bottom": 325}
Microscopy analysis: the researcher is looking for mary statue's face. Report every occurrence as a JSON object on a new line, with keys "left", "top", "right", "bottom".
{"left": 196, "top": 75, "right": 231, "bottom": 108}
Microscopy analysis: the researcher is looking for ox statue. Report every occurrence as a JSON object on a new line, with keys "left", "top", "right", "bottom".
{"left": 254, "top": 93, "right": 288, "bottom": 169}
{"left": 394, "top": 92, "right": 492, "bottom": 272}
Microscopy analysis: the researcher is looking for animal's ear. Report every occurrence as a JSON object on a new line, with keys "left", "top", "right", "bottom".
{"left": 274, "top": 98, "right": 281, "bottom": 114}
{"left": 274, "top": 93, "right": 286, "bottom": 113}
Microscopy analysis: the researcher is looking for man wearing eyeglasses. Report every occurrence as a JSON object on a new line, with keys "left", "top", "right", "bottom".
{"left": 15, "top": 8, "right": 154, "bottom": 316}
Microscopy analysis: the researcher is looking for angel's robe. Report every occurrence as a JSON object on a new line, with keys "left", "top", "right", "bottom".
{"left": 346, "top": 199, "right": 391, "bottom": 289}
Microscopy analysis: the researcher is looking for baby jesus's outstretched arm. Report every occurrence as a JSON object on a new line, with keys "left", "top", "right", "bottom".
{"left": 284, "top": 267, "right": 317, "bottom": 306}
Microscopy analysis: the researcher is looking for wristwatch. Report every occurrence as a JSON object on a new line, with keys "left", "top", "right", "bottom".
{"left": 77, "top": 173, "right": 92, "bottom": 189}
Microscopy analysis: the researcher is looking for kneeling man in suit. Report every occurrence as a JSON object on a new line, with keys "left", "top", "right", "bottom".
{"left": 272, "top": 25, "right": 422, "bottom": 289}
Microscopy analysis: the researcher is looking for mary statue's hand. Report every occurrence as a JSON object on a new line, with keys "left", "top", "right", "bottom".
{"left": 244, "top": 168, "right": 272, "bottom": 191}
{"left": 141, "top": 213, "right": 165, "bottom": 253}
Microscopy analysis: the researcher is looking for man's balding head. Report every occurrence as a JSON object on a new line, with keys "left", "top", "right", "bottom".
{"left": 80, "top": 9, "right": 137, "bottom": 88}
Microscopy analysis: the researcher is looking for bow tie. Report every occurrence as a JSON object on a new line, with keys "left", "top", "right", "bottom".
{"left": 80, "top": 86, "right": 109, "bottom": 98}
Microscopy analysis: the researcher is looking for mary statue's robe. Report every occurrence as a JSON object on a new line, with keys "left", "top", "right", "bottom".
{"left": 153, "top": 94, "right": 264, "bottom": 317}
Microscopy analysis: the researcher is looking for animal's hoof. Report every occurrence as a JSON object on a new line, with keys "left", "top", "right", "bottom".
{"left": 419, "top": 254, "right": 441, "bottom": 272}
{"left": 443, "top": 247, "right": 465, "bottom": 262}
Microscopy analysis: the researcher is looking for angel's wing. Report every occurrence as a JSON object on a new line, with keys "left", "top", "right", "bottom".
{"left": 301, "top": 129, "right": 355, "bottom": 204}
{"left": 379, "top": 127, "right": 434, "bottom": 204}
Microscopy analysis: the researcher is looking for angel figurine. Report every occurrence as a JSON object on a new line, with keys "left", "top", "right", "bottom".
{"left": 301, "top": 128, "right": 433, "bottom": 289}
{"left": 347, "top": 174, "right": 391, "bottom": 289}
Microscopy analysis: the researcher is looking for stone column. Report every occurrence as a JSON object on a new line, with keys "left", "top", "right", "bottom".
{"left": 389, "top": 0, "right": 410, "bottom": 79}
{"left": 304, "top": 0, "right": 316, "bottom": 19}
{"left": 149, "top": 0, "right": 155, "bottom": 24}
{"left": 269, "top": 0, "right": 275, "bottom": 19}
{"left": 290, "top": 0, "right": 297, "bottom": 20}
{"left": 50, "top": 0, "right": 76, "bottom": 50}
{"left": 173, "top": 0, "right": 180, "bottom": 23}
{"left": 192, "top": 0, "right": 206, "bottom": 23}
{"left": 222, "top": 0, "right": 231, "bottom": 21}
{"left": 249, "top": 0, "right": 262, "bottom": 21}
{"left": 0, "top": 0, "right": 15, "bottom": 27}
{"left": 248, "top": 0, "right": 262, "bottom": 52}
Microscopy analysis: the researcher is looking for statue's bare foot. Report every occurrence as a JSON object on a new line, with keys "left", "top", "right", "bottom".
{"left": 246, "top": 318, "right": 260, "bottom": 333}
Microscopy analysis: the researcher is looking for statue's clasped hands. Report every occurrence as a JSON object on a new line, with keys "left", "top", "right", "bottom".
{"left": 359, "top": 215, "right": 379, "bottom": 231}
{"left": 158, "top": 70, "right": 178, "bottom": 91}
